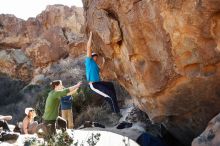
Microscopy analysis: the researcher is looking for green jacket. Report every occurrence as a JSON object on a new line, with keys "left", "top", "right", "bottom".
{"left": 43, "top": 88, "right": 70, "bottom": 120}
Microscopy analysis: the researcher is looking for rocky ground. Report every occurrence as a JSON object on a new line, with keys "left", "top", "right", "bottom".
{"left": 0, "top": 104, "right": 176, "bottom": 146}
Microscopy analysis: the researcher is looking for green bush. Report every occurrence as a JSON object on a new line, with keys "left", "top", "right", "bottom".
{"left": 47, "top": 131, "right": 73, "bottom": 146}
{"left": 35, "top": 85, "right": 51, "bottom": 122}
{"left": 72, "top": 86, "right": 105, "bottom": 113}
{"left": 23, "top": 131, "right": 101, "bottom": 146}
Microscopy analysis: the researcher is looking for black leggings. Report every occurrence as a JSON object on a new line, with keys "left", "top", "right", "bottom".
{"left": 0, "top": 120, "right": 10, "bottom": 131}
{"left": 89, "top": 81, "right": 120, "bottom": 113}
{"left": 42, "top": 120, "right": 56, "bottom": 136}
{"left": 43, "top": 117, "right": 67, "bottom": 136}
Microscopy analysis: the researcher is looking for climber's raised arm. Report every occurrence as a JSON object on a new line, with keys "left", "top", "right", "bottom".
{"left": 87, "top": 31, "right": 93, "bottom": 58}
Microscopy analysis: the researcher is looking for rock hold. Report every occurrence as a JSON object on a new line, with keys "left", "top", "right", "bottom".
{"left": 92, "top": 9, "right": 122, "bottom": 45}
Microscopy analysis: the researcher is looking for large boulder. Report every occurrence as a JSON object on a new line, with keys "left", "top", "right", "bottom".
{"left": 0, "top": 49, "right": 32, "bottom": 81}
{"left": 0, "top": 5, "right": 85, "bottom": 76}
{"left": 82, "top": 0, "right": 220, "bottom": 145}
{"left": 24, "top": 5, "right": 86, "bottom": 67}
{"left": 25, "top": 27, "right": 68, "bottom": 67}
{"left": 0, "top": 14, "right": 30, "bottom": 49}
{"left": 36, "top": 5, "right": 84, "bottom": 34}
{"left": 25, "top": 18, "right": 42, "bottom": 41}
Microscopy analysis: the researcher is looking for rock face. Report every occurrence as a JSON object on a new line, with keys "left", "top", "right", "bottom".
{"left": 0, "top": 15, "right": 29, "bottom": 49}
{"left": 192, "top": 113, "right": 220, "bottom": 146}
{"left": 25, "top": 27, "right": 68, "bottom": 66}
{"left": 83, "top": 0, "right": 220, "bottom": 145}
{"left": 0, "top": 49, "right": 32, "bottom": 81}
{"left": 0, "top": 5, "right": 85, "bottom": 71}
{"left": 0, "top": 5, "right": 86, "bottom": 123}
{"left": 1, "top": 2, "right": 220, "bottom": 145}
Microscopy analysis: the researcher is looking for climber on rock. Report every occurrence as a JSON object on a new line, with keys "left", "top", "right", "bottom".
{"left": 85, "top": 31, "right": 120, "bottom": 114}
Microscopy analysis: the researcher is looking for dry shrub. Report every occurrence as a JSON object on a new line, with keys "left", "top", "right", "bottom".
{"left": 75, "top": 106, "right": 120, "bottom": 128}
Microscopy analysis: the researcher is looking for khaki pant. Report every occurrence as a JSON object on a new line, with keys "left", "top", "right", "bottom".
{"left": 61, "top": 109, "right": 74, "bottom": 129}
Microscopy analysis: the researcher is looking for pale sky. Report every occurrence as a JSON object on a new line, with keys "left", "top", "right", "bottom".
{"left": 0, "top": 0, "right": 83, "bottom": 20}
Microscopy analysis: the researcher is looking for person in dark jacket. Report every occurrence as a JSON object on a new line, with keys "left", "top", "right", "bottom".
{"left": 60, "top": 95, "right": 74, "bottom": 129}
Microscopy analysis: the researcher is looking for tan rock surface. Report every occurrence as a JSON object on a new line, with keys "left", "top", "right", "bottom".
{"left": 0, "top": 5, "right": 85, "bottom": 79}
{"left": 0, "top": 49, "right": 32, "bottom": 81}
{"left": 1, "top": 2, "right": 220, "bottom": 145}
{"left": 36, "top": 5, "right": 84, "bottom": 34}
{"left": 25, "top": 27, "right": 68, "bottom": 67}
{"left": 0, "top": 5, "right": 88, "bottom": 129}
{"left": 83, "top": 0, "right": 220, "bottom": 145}
{"left": 0, "top": 14, "right": 30, "bottom": 49}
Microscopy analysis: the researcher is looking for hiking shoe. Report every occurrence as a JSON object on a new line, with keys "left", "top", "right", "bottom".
{"left": 0, "top": 132, "right": 19, "bottom": 141}
{"left": 116, "top": 121, "right": 133, "bottom": 129}
{"left": 93, "top": 122, "right": 105, "bottom": 128}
